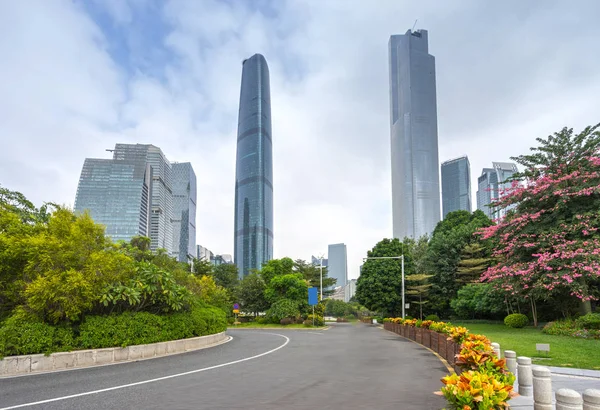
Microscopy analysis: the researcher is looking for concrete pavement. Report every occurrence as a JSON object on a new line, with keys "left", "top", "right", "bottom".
{"left": 0, "top": 323, "right": 447, "bottom": 409}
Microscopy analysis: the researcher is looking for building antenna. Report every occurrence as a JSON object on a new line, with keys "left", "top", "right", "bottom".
{"left": 412, "top": 19, "right": 418, "bottom": 31}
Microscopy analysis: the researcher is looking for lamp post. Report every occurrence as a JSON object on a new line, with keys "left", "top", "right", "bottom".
{"left": 318, "top": 254, "right": 325, "bottom": 301}
{"left": 363, "top": 255, "right": 405, "bottom": 319}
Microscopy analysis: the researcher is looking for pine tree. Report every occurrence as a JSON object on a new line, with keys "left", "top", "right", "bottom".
{"left": 456, "top": 243, "right": 493, "bottom": 284}
{"left": 405, "top": 273, "right": 433, "bottom": 320}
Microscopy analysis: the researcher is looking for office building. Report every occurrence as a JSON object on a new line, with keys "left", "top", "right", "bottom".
{"left": 311, "top": 255, "right": 328, "bottom": 267}
{"left": 75, "top": 144, "right": 173, "bottom": 252}
{"left": 327, "top": 243, "right": 348, "bottom": 289}
{"left": 389, "top": 29, "right": 441, "bottom": 239}
{"left": 441, "top": 156, "right": 472, "bottom": 218}
{"left": 234, "top": 54, "right": 274, "bottom": 278}
{"left": 171, "top": 163, "right": 197, "bottom": 263}
{"left": 476, "top": 162, "right": 519, "bottom": 221}
{"left": 197, "top": 245, "right": 213, "bottom": 261}
{"left": 344, "top": 279, "right": 357, "bottom": 303}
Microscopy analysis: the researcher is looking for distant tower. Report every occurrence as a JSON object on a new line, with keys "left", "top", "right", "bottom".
{"left": 234, "top": 54, "right": 274, "bottom": 278}
{"left": 389, "top": 29, "right": 441, "bottom": 239}
{"left": 327, "top": 243, "right": 348, "bottom": 289}
{"left": 476, "top": 162, "right": 518, "bottom": 221}
{"left": 441, "top": 156, "right": 472, "bottom": 217}
{"left": 171, "top": 162, "right": 197, "bottom": 263}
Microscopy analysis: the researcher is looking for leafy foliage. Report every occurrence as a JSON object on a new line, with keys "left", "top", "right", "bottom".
{"left": 504, "top": 313, "right": 529, "bottom": 328}
{"left": 450, "top": 283, "right": 505, "bottom": 320}
{"left": 236, "top": 272, "right": 269, "bottom": 315}
{"left": 266, "top": 299, "right": 301, "bottom": 322}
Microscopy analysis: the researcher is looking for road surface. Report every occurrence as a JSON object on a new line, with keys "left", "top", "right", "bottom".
{"left": 0, "top": 323, "right": 447, "bottom": 409}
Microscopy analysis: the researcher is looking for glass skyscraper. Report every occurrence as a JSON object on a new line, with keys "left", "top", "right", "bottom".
{"left": 234, "top": 54, "right": 274, "bottom": 278}
{"left": 171, "top": 162, "right": 197, "bottom": 263}
{"left": 327, "top": 243, "right": 348, "bottom": 290}
{"left": 441, "top": 156, "right": 472, "bottom": 218}
{"left": 389, "top": 29, "right": 441, "bottom": 239}
{"left": 476, "top": 162, "right": 518, "bottom": 221}
{"left": 75, "top": 144, "right": 174, "bottom": 253}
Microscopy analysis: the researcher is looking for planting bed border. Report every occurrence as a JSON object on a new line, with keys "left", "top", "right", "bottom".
{"left": 0, "top": 331, "right": 228, "bottom": 377}
{"left": 384, "top": 323, "right": 460, "bottom": 374}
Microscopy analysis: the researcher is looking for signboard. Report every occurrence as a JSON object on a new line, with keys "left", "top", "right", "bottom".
{"left": 233, "top": 303, "right": 240, "bottom": 314}
{"left": 308, "top": 287, "right": 318, "bottom": 306}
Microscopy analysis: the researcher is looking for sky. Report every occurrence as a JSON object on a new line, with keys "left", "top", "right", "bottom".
{"left": 1, "top": 0, "right": 599, "bottom": 280}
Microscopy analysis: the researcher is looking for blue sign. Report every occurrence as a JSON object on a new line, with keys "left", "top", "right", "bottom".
{"left": 308, "top": 287, "right": 318, "bottom": 306}
{"left": 233, "top": 303, "right": 240, "bottom": 310}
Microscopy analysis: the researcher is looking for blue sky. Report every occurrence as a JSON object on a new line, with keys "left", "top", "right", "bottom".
{"left": 1, "top": 0, "right": 600, "bottom": 278}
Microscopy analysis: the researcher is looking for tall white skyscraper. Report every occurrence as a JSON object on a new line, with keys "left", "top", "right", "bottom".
{"left": 389, "top": 29, "right": 441, "bottom": 239}
{"left": 327, "top": 243, "right": 348, "bottom": 289}
{"left": 476, "top": 162, "right": 519, "bottom": 221}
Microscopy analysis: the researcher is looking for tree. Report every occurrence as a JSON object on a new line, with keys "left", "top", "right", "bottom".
{"left": 355, "top": 238, "right": 405, "bottom": 317}
{"left": 405, "top": 274, "right": 433, "bottom": 320}
{"left": 236, "top": 272, "right": 269, "bottom": 316}
{"left": 456, "top": 243, "right": 494, "bottom": 284}
{"left": 259, "top": 257, "right": 294, "bottom": 284}
{"left": 293, "top": 259, "right": 336, "bottom": 297}
{"left": 191, "top": 258, "right": 214, "bottom": 277}
{"left": 425, "top": 210, "right": 493, "bottom": 316}
{"left": 479, "top": 124, "right": 600, "bottom": 323}
{"left": 213, "top": 263, "right": 239, "bottom": 290}
{"left": 450, "top": 283, "right": 505, "bottom": 320}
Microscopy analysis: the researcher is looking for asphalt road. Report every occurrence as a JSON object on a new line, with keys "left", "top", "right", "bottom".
{"left": 0, "top": 323, "right": 447, "bottom": 409}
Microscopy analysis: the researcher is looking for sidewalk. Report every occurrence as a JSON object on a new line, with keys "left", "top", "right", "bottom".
{"left": 510, "top": 366, "right": 600, "bottom": 409}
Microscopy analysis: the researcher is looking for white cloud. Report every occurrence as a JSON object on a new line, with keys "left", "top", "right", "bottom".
{"left": 1, "top": 0, "right": 599, "bottom": 280}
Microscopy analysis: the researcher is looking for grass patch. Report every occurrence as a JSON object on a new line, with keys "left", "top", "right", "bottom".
{"left": 454, "top": 322, "right": 600, "bottom": 370}
{"left": 228, "top": 323, "right": 326, "bottom": 329}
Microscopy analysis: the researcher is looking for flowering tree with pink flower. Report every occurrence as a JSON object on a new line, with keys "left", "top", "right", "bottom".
{"left": 478, "top": 124, "right": 600, "bottom": 325}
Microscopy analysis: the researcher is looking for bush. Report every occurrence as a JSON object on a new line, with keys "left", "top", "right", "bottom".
{"left": 450, "top": 283, "right": 505, "bottom": 320}
{"left": 279, "top": 318, "right": 293, "bottom": 326}
{"left": 576, "top": 313, "right": 600, "bottom": 330}
{"left": 255, "top": 316, "right": 269, "bottom": 324}
{"left": 543, "top": 319, "right": 600, "bottom": 339}
{"left": 0, "top": 315, "right": 75, "bottom": 357}
{"left": 504, "top": 313, "right": 528, "bottom": 328}
{"left": 303, "top": 319, "right": 312, "bottom": 327}
{"left": 306, "top": 314, "right": 324, "bottom": 326}
{"left": 425, "top": 314, "right": 440, "bottom": 322}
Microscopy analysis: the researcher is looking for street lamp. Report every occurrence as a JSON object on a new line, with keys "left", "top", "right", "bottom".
{"left": 317, "top": 254, "right": 325, "bottom": 301}
{"left": 362, "top": 255, "right": 405, "bottom": 319}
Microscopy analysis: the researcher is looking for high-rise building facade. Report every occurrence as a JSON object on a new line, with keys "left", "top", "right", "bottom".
{"left": 389, "top": 29, "right": 441, "bottom": 239}
{"left": 197, "top": 245, "right": 213, "bottom": 261}
{"left": 75, "top": 144, "right": 175, "bottom": 252}
{"left": 234, "top": 54, "right": 274, "bottom": 278}
{"left": 171, "top": 162, "right": 197, "bottom": 263}
{"left": 311, "top": 255, "right": 328, "bottom": 267}
{"left": 476, "top": 162, "right": 518, "bottom": 221}
{"left": 327, "top": 243, "right": 348, "bottom": 289}
{"left": 441, "top": 156, "right": 472, "bottom": 218}
{"left": 74, "top": 156, "right": 152, "bottom": 242}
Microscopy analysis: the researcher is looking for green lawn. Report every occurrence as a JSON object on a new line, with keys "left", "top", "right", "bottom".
{"left": 228, "top": 323, "right": 326, "bottom": 329}
{"left": 454, "top": 322, "right": 600, "bottom": 370}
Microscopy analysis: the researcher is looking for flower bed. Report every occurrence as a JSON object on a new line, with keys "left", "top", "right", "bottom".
{"left": 383, "top": 317, "right": 517, "bottom": 409}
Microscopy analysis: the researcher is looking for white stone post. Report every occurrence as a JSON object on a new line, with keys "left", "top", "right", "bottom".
{"left": 583, "top": 389, "right": 600, "bottom": 410}
{"left": 532, "top": 366, "right": 553, "bottom": 410}
{"left": 491, "top": 342, "right": 501, "bottom": 358}
{"left": 556, "top": 388, "right": 583, "bottom": 410}
{"left": 517, "top": 356, "right": 533, "bottom": 396}
{"left": 505, "top": 350, "right": 517, "bottom": 376}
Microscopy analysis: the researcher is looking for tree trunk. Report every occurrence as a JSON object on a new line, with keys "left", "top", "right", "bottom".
{"left": 419, "top": 294, "right": 423, "bottom": 320}
{"left": 579, "top": 300, "right": 592, "bottom": 315}
{"left": 530, "top": 298, "right": 538, "bottom": 328}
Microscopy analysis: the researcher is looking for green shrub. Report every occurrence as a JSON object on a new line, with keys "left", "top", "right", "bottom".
{"left": 543, "top": 319, "right": 600, "bottom": 339}
{"left": 0, "top": 315, "right": 75, "bottom": 357}
{"left": 255, "top": 316, "right": 269, "bottom": 324}
{"left": 425, "top": 314, "right": 440, "bottom": 322}
{"left": 576, "top": 313, "right": 600, "bottom": 330}
{"left": 504, "top": 313, "right": 528, "bottom": 328}
{"left": 279, "top": 318, "right": 293, "bottom": 325}
{"left": 75, "top": 305, "right": 226, "bottom": 350}
{"left": 303, "top": 319, "right": 312, "bottom": 327}
{"left": 306, "top": 314, "right": 324, "bottom": 326}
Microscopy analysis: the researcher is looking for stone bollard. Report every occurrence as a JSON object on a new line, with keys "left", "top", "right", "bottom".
{"left": 491, "top": 342, "right": 501, "bottom": 358}
{"left": 583, "top": 389, "right": 600, "bottom": 410}
{"left": 505, "top": 350, "right": 517, "bottom": 376}
{"left": 532, "top": 366, "right": 553, "bottom": 410}
{"left": 556, "top": 388, "right": 583, "bottom": 410}
{"left": 517, "top": 356, "right": 533, "bottom": 396}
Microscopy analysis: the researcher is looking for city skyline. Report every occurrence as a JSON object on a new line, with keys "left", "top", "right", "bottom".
{"left": 234, "top": 54, "right": 274, "bottom": 278}
{"left": 3, "top": 1, "right": 599, "bottom": 280}
{"left": 389, "top": 29, "right": 441, "bottom": 239}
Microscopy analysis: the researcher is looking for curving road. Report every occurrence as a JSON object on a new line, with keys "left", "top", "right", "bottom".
{"left": 0, "top": 323, "right": 447, "bottom": 410}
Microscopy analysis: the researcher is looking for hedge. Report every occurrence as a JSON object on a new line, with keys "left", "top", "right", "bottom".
{"left": 0, "top": 305, "right": 226, "bottom": 357}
